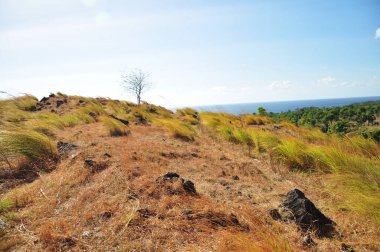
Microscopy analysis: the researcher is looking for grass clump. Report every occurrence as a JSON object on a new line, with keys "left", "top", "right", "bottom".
{"left": 99, "top": 116, "right": 130, "bottom": 137}
{"left": 0, "top": 198, "right": 14, "bottom": 213}
{"left": 155, "top": 118, "right": 196, "bottom": 141}
{"left": 0, "top": 128, "right": 57, "bottom": 162}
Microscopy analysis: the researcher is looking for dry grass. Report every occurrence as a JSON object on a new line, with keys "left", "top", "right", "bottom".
{"left": 0, "top": 95, "right": 379, "bottom": 251}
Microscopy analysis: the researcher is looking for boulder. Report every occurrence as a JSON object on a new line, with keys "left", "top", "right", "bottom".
{"left": 281, "top": 189, "right": 335, "bottom": 237}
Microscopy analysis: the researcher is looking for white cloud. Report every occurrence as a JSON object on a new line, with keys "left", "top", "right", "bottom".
{"left": 319, "top": 76, "right": 335, "bottom": 83}
{"left": 375, "top": 28, "right": 380, "bottom": 39}
{"left": 268, "top": 80, "right": 292, "bottom": 91}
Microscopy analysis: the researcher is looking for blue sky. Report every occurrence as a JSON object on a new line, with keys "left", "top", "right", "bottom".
{"left": 0, "top": 0, "right": 379, "bottom": 107}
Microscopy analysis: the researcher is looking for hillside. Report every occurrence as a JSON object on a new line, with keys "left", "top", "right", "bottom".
{"left": 0, "top": 94, "right": 379, "bottom": 251}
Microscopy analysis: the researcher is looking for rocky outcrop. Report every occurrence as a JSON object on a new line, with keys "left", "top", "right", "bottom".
{"left": 280, "top": 189, "right": 335, "bottom": 237}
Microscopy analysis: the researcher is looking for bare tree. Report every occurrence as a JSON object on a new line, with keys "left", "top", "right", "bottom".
{"left": 121, "top": 69, "right": 151, "bottom": 105}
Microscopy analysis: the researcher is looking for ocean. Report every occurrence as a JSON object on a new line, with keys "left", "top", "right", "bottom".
{"left": 193, "top": 96, "right": 380, "bottom": 115}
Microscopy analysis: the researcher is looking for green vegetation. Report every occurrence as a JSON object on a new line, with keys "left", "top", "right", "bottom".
{"left": 155, "top": 118, "right": 197, "bottom": 141}
{"left": 200, "top": 111, "right": 380, "bottom": 225}
{"left": 270, "top": 101, "right": 380, "bottom": 136}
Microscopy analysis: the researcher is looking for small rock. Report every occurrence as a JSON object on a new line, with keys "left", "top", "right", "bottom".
{"left": 341, "top": 243, "right": 355, "bottom": 252}
{"left": 100, "top": 211, "right": 113, "bottom": 220}
{"left": 219, "top": 155, "right": 230, "bottom": 161}
{"left": 269, "top": 209, "right": 282, "bottom": 220}
{"left": 110, "top": 115, "right": 129, "bottom": 125}
{"left": 302, "top": 234, "right": 316, "bottom": 247}
{"left": 57, "top": 141, "right": 77, "bottom": 155}
{"left": 163, "top": 172, "right": 180, "bottom": 180}
{"left": 0, "top": 219, "right": 7, "bottom": 230}
{"left": 137, "top": 208, "right": 156, "bottom": 218}
{"left": 181, "top": 209, "right": 193, "bottom": 215}
{"left": 191, "top": 152, "right": 199, "bottom": 158}
{"left": 232, "top": 175, "right": 240, "bottom": 180}
{"left": 84, "top": 159, "right": 96, "bottom": 167}
{"left": 56, "top": 100, "right": 64, "bottom": 107}
{"left": 103, "top": 153, "right": 112, "bottom": 158}
{"left": 78, "top": 100, "right": 86, "bottom": 104}
{"left": 49, "top": 93, "right": 56, "bottom": 98}
{"left": 40, "top": 97, "right": 49, "bottom": 102}
{"left": 183, "top": 180, "right": 196, "bottom": 194}
{"left": 88, "top": 112, "right": 97, "bottom": 118}
{"left": 82, "top": 230, "right": 92, "bottom": 238}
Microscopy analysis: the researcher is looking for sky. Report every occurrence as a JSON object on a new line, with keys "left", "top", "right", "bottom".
{"left": 0, "top": 0, "right": 380, "bottom": 107}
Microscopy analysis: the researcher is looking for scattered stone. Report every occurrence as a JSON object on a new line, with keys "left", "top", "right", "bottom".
{"left": 103, "top": 153, "right": 112, "bottom": 158}
{"left": 84, "top": 159, "right": 108, "bottom": 173}
{"left": 0, "top": 219, "right": 7, "bottom": 230}
{"left": 134, "top": 112, "right": 148, "bottom": 125}
{"left": 56, "top": 100, "right": 64, "bottom": 107}
{"left": 137, "top": 208, "right": 156, "bottom": 218}
{"left": 57, "top": 237, "right": 76, "bottom": 249}
{"left": 269, "top": 208, "right": 282, "bottom": 220}
{"left": 50, "top": 109, "right": 56, "bottom": 113}
{"left": 46, "top": 102, "right": 51, "bottom": 105}
{"left": 26, "top": 105, "right": 37, "bottom": 112}
{"left": 110, "top": 115, "right": 129, "bottom": 125}
{"left": 183, "top": 180, "right": 196, "bottom": 194}
{"left": 232, "top": 175, "right": 240, "bottom": 180}
{"left": 49, "top": 93, "right": 56, "bottom": 98}
{"left": 181, "top": 209, "right": 193, "bottom": 215}
{"left": 78, "top": 100, "right": 86, "bottom": 104}
{"left": 100, "top": 211, "right": 113, "bottom": 220}
{"left": 281, "top": 189, "right": 335, "bottom": 237}
{"left": 57, "top": 141, "right": 77, "bottom": 155}
{"left": 82, "top": 230, "right": 92, "bottom": 238}
{"left": 341, "top": 243, "right": 355, "bottom": 252}
{"left": 191, "top": 152, "right": 199, "bottom": 158}
{"left": 163, "top": 172, "right": 180, "bottom": 180}
{"left": 40, "top": 97, "right": 49, "bottom": 102}
{"left": 88, "top": 112, "right": 97, "bottom": 118}
{"left": 219, "top": 155, "right": 230, "bottom": 161}
{"left": 302, "top": 234, "right": 316, "bottom": 247}
{"left": 155, "top": 172, "right": 197, "bottom": 196}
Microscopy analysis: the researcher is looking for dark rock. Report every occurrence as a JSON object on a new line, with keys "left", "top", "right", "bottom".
{"left": 134, "top": 112, "right": 148, "bottom": 125}
{"left": 281, "top": 189, "right": 335, "bottom": 237}
{"left": 137, "top": 208, "right": 156, "bottom": 218}
{"left": 302, "top": 234, "right": 316, "bottom": 247}
{"left": 232, "top": 175, "right": 240, "bottom": 180}
{"left": 103, "top": 153, "right": 112, "bottom": 158}
{"left": 78, "top": 100, "right": 86, "bottom": 104}
{"left": 84, "top": 159, "right": 108, "bottom": 173}
{"left": 219, "top": 155, "right": 230, "bottom": 161}
{"left": 88, "top": 112, "right": 97, "bottom": 118}
{"left": 27, "top": 105, "right": 37, "bottom": 112}
{"left": 183, "top": 180, "right": 196, "bottom": 194}
{"left": 341, "top": 243, "right": 355, "bottom": 252}
{"left": 58, "top": 237, "right": 75, "bottom": 249}
{"left": 269, "top": 208, "right": 282, "bottom": 220}
{"left": 56, "top": 100, "right": 64, "bottom": 107}
{"left": 46, "top": 102, "right": 51, "bottom": 105}
{"left": 163, "top": 172, "right": 180, "bottom": 180}
{"left": 57, "top": 141, "right": 77, "bottom": 155}
{"left": 50, "top": 109, "right": 56, "bottom": 113}
{"left": 49, "top": 93, "right": 56, "bottom": 98}
{"left": 110, "top": 115, "right": 129, "bottom": 125}
{"left": 181, "top": 209, "right": 193, "bottom": 215}
{"left": 191, "top": 152, "right": 199, "bottom": 158}
{"left": 100, "top": 211, "right": 113, "bottom": 219}
{"left": 40, "top": 97, "right": 49, "bottom": 102}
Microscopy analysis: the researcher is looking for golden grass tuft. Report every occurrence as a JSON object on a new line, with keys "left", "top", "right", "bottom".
{"left": 99, "top": 116, "right": 130, "bottom": 136}
{"left": 0, "top": 128, "right": 57, "bottom": 163}
{"left": 155, "top": 118, "right": 196, "bottom": 141}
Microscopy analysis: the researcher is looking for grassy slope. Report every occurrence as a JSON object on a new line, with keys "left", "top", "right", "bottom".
{"left": 0, "top": 94, "right": 379, "bottom": 251}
